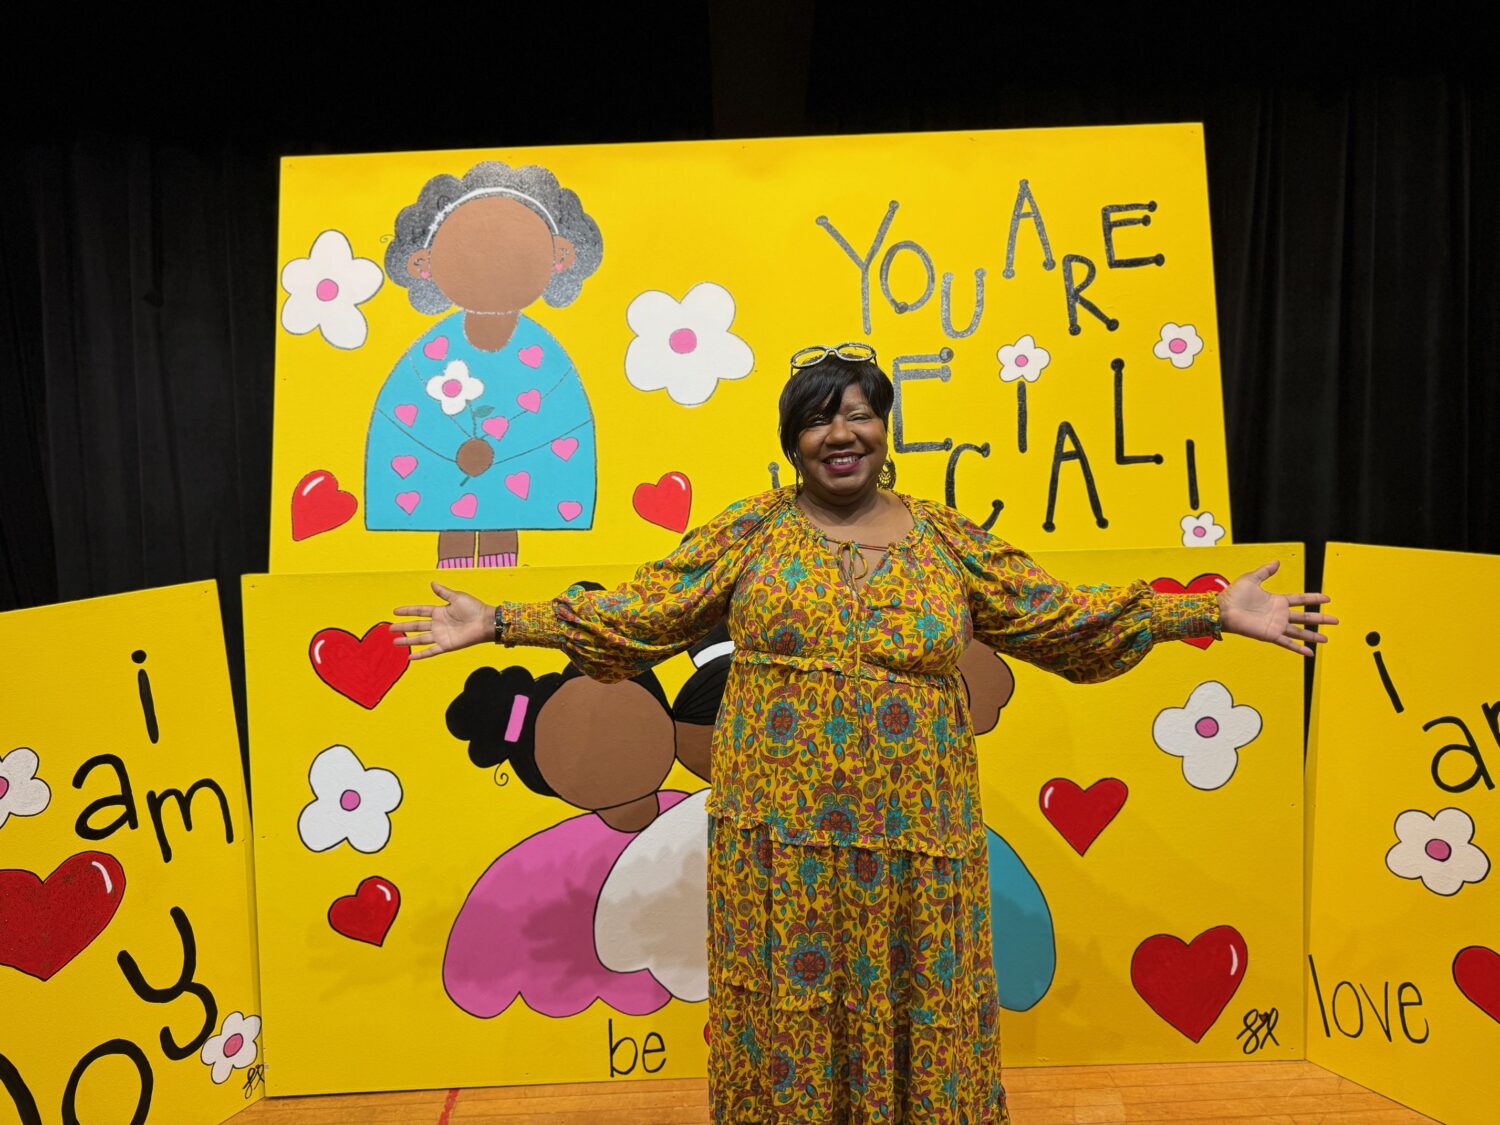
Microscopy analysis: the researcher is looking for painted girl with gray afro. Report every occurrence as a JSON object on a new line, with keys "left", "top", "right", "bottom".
{"left": 365, "top": 161, "right": 604, "bottom": 567}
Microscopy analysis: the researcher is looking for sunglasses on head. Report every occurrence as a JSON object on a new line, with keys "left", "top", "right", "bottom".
{"left": 789, "top": 342, "right": 877, "bottom": 369}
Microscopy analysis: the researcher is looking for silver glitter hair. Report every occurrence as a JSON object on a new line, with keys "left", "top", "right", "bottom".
{"left": 386, "top": 160, "right": 604, "bottom": 314}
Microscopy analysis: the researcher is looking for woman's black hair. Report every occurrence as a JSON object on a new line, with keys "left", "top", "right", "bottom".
{"left": 777, "top": 353, "right": 895, "bottom": 467}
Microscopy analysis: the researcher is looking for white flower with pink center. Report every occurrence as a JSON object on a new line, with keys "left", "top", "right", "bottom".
{"left": 200, "top": 1011, "right": 261, "bottom": 1084}
{"left": 0, "top": 747, "right": 51, "bottom": 830}
{"left": 1180, "top": 512, "right": 1226, "bottom": 547}
{"left": 1152, "top": 681, "right": 1263, "bottom": 791}
{"left": 1153, "top": 322, "right": 1205, "bottom": 369}
{"left": 624, "top": 282, "right": 754, "bottom": 406}
{"left": 424, "top": 359, "right": 485, "bottom": 416}
{"left": 1385, "top": 808, "right": 1489, "bottom": 896}
{"left": 280, "top": 230, "right": 383, "bottom": 350}
{"left": 996, "top": 334, "right": 1051, "bottom": 383}
{"left": 297, "top": 744, "right": 403, "bottom": 853}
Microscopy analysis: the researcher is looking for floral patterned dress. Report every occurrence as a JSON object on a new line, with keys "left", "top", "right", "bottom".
{"left": 500, "top": 487, "right": 1219, "bottom": 1124}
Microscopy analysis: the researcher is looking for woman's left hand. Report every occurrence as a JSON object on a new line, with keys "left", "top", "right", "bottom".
{"left": 1218, "top": 560, "right": 1338, "bottom": 656}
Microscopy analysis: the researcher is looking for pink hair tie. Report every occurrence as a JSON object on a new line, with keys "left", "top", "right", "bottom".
{"left": 504, "top": 695, "right": 530, "bottom": 743}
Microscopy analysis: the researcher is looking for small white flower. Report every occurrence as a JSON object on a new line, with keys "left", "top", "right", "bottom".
{"left": 0, "top": 748, "right": 51, "bottom": 830}
{"left": 625, "top": 282, "right": 754, "bottom": 406}
{"left": 1386, "top": 809, "right": 1489, "bottom": 896}
{"left": 1181, "top": 512, "right": 1226, "bottom": 547}
{"left": 1153, "top": 322, "right": 1205, "bottom": 369}
{"left": 1153, "top": 681, "right": 1262, "bottom": 790}
{"left": 425, "top": 359, "right": 485, "bottom": 416}
{"left": 280, "top": 230, "right": 383, "bottom": 350}
{"left": 200, "top": 1011, "right": 261, "bottom": 1084}
{"left": 996, "top": 334, "right": 1051, "bottom": 383}
{"left": 297, "top": 744, "right": 403, "bottom": 853}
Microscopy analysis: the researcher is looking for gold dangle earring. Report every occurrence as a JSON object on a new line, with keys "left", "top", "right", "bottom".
{"left": 878, "top": 457, "right": 897, "bottom": 489}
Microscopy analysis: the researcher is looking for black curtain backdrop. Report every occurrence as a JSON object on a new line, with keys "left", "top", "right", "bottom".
{"left": 2, "top": 13, "right": 1494, "bottom": 753}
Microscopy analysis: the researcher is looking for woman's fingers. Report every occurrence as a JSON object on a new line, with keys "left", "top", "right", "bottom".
{"left": 1274, "top": 633, "right": 1314, "bottom": 657}
{"left": 1285, "top": 625, "right": 1327, "bottom": 645}
{"left": 392, "top": 631, "right": 434, "bottom": 648}
{"left": 1290, "top": 611, "right": 1339, "bottom": 626}
{"left": 1287, "top": 592, "right": 1332, "bottom": 606}
{"left": 392, "top": 605, "right": 437, "bottom": 619}
{"left": 388, "top": 619, "right": 432, "bottom": 634}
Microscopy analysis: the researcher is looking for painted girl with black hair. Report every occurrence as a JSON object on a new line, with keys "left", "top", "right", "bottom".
{"left": 442, "top": 613, "right": 729, "bottom": 1019}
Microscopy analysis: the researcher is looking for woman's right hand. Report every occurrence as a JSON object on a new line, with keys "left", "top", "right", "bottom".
{"left": 391, "top": 582, "right": 495, "bottom": 660}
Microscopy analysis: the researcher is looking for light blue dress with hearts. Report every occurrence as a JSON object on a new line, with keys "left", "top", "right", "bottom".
{"left": 365, "top": 312, "right": 596, "bottom": 531}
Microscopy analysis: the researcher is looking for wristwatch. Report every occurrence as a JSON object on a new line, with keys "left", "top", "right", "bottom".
{"left": 493, "top": 604, "right": 506, "bottom": 645}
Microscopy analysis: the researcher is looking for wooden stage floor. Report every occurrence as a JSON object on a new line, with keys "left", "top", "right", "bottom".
{"left": 236, "top": 1060, "right": 1433, "bottom": 1123}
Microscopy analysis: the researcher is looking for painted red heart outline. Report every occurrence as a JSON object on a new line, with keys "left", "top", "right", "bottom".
{"left": 291, "top": 469, "right": 358, "bottom": 541}
{"left": 1039, "top": 777, "right": 1128, "bottom": 856}
{"left": 309, "top": 623, "right": 409, "bottom": 709}
{"left": 633, "top": 472, "right": 693, "bottom": 533}
{"left": 328, "top": 876, "right": 401, "bottom": 946}
{"left": 1453, "top": 945, "right": 1500, "bottom": 1024}
{"left": 1131, "top": 924, "right": 1248, "bottom": 1042}
{"left": 0, "top": 852, "right": 127, "bottom": 981}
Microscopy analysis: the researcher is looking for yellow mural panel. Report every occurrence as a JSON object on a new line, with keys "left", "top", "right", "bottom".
{"left": 271, "top": 125, "right": 1230, "bottom": 575}
{"left": 242, "top": 540, "right": 1299, "bottom": 1095}
{"left": 980, "top": 543, "right": 1305, "bottom": 1065}
{"left": 0, "top": 583, "right": 262, "bottom": 1124}
{"left": 1307, "top": 544, "right": 1499, "bottom": 1125}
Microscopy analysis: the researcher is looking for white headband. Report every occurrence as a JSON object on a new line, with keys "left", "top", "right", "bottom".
{"left": 424, "top": 186, "right": 560, "bottom": 246}
{"left": 692, "top": 640, "right": 734, "bottom": 667}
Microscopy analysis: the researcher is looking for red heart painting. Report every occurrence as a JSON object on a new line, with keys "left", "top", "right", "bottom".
{"left": 310, "top": 623, "right": 409, "bottom": 709}
{"left": 1039, "top": 777, "right": 1128, "bottom": 856}
{"left": 0, "top": 852, "right": 127, "bottom": 981}
{"left": 1453, "top": 945, "right": 1500, "bottom": 1024}
{"left": 328, "top": 876, "right": 401, "bottom": 946}
{"left": 633, "top": 472, "right": 693, "bottom": 534}
{"left": 1132, "top": 925, "right": 1248, "bottom": 1042}
{"left": 1150, "top": 575, "right": 1229, "bottom": 649}
{"left": 291, "top": 469, "right": 358, "bottom": 541}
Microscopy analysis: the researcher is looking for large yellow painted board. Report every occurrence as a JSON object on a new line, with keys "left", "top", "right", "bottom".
{"left": 0, "top": 584, "right": 262, "bottom": 1124}
{"left": 1307, "top": 544, "right": 1499, "bottom": 1125}
{"left": 272, "top": 125, "right": 1230, "bottom": 574}
{"left": 242, "top": 541, "right": 1299, "bottom": 1094}
{"left": 982, "top": 543, "right": 1305, "bottom": 1065}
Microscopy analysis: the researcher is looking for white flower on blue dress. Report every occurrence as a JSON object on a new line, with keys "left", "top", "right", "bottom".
{"left": 280, "top": 230, "right": 383, "bottom": 350}
{"left": 625, "top": 282, "right": 754, "bottom": 406}
{"left": 425, "top": 360, "right": 485, "bottom": 416}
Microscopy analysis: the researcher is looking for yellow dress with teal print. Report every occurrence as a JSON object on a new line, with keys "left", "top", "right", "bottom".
{"left": 501, "top": 487, "right": 1220, "bottom": 1124}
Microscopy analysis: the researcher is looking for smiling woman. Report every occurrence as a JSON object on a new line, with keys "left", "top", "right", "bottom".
{"left": 391, "top": 344, "right": 1336, "bottom": 1123}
